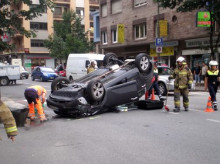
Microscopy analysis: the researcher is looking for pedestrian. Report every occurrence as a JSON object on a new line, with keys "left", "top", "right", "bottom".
{"left": 169, "top": 56, "right": 193, "bottom": 112}
{"left": 204, "top": 60, "right": 220, "bottom": 111}
{"left": 0, "top": 99, "right": 18, "bottom": 142}
{"left": 201, "top": 62, "right": 208, "bottom": 84}
{"left": 194, "top": 63, "right": 201, "bottom": 86}
{"left": 148, "top": 62, "right": 163, "bottom": 100}
{"left": 24, "top": 85, "right": 47, "bottom": 122}
{"left": 87, "top": 61, "right": 96, "bottom": 74}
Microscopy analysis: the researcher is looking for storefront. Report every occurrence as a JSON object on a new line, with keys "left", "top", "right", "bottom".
{"left": 150, "top": 41, "right": 178, "bottom": 67}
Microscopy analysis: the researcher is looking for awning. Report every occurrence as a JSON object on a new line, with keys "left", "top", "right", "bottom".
{"left": 182, "top": 48, "right": 220, "bottom": 55}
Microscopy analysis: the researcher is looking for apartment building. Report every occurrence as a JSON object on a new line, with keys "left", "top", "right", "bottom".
{"left": 99, "top": 0, "right": 219, "bottom": 68}
{"left": 1, "top": 0, "right": 99, "bottom": 72}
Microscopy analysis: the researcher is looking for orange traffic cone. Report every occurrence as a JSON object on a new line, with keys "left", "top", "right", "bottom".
{"left": 205, "top": 96, "right": 214, "bottom": 112}
{"left": 151, "top": 88, "right": 155, "bottom": 100}
{"left": 145, "top": 91, "right": 148, "bottom": 100}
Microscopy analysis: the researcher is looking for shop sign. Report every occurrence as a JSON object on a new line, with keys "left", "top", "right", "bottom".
{"left": 159, "top": 20, "right": 168, "bottom": 37}
{"left": 197, "top": 11, "right": 211, "bottom": 27}
{"left": 117, "top": 24, "right": 125, "bottom": 43}
{"left": 150, "top": 46, "right": 174, "bottom": 57}
{"left": 1, "top": 33, "right": 11, "bottom": 42}
{"left": 24, "top": 59, "right": 31, "bottom": 67}
{"left": 150, "top": 41, "right": 178, "bottom": 48}
{"left": 185, "top": 37, "right": 219, "bottom": 48}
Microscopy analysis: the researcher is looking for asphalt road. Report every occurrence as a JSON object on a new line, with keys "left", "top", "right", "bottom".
{"left": 0, "top": 78, "right": 220, "bottom": 164}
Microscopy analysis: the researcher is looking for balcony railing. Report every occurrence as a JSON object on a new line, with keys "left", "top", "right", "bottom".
{"left": 54, "top": 0, "right": 70, "bottom": 3}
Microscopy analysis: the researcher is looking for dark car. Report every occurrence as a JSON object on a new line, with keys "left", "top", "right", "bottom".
{"left": 47, "top": 53, "right": 153, "bottom": 116}
{"left": 31, "top": 66, "right": 58, "bottom": 81}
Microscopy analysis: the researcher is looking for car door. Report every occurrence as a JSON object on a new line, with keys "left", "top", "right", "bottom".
{"left": 103, "top": 80, "right": 139, "bottom": 107}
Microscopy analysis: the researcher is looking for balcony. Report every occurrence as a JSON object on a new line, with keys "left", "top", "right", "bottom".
{"left": 90, "top": 0, "right": 99, "bottom": 7}
{"left": 54, "top": 0, "right": 70, "bottom": 4}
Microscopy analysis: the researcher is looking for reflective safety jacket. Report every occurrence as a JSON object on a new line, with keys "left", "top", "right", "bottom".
{"left": 206, "top": 70, "right": 220, "bottom": 85}
{"left": 28, "top": 85, "right": 47, "bottom": 97}
{"left": 0, "top": 102, "right": 18, "bottom": 136}
{"left": 87, "top": 67, "right": 95, "bottom": 74}
{"left": 172, "top": 67, "right": 193, "bottom": 89}
{"left": 153, "top": 68, "right": 159, "bottom": 81}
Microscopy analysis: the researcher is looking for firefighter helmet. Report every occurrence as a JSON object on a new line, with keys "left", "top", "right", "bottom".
{"left": 176, "top": 56, "right": 185, "bottom": 63}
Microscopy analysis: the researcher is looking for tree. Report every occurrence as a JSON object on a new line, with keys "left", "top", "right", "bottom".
{"left": 44, "top": 10, "right": 93, "bottom": 61}
{"left": 156, "top": 0, "right": 220, "bottom": 60}
{"left": 0, "top": 0, "right": 53, "bottom": 51}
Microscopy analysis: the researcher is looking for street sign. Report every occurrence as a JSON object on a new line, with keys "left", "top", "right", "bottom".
{"left": 155, "top": 37, "right": 163, "bottom": 46}
{"left": 117, "top": 24, "right": 125, "bottom": 43}
{"left": 156, "top": 46, "right": 163, "bottom": 53}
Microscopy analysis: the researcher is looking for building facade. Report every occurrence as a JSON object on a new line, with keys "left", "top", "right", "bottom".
{"left": 99, "top": 0, "right": 219, "bottom": 68}
{"left": 1, "top": 0, "right": 99, "bottom": 72}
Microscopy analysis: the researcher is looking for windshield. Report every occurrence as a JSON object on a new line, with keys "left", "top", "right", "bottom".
{"left": 41, "top": 67, "right": 54, "bottom": 73}
{"left": 158, "top": 67, "right": 171, "bottom": 75}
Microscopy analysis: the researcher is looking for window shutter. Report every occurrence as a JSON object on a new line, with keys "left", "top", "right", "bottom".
{"left": 112, "top": 0, "right": 122, "bottom": 14}
{"left": 101, "top": 4, "right": 107, "bottom": 17}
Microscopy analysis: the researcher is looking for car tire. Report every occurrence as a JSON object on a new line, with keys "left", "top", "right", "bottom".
{"left": 51, "top": 77, "right": 70, "bottom": 93}
{"left": 40, "top": 77, "right": 44, "bottom": 82}
{"left": 158, "top": 82, "right": 167, "bottom": 96}
{"left": 86, "top": 80, "right": 105, "bottom": 103}
{"left": 103, "top": 52, "right": 118, "bottom": 66}
{"left": 32, "top": 76, "right": 35, "bottom": 81}
{"left": 0, "top": 77, "right": 9, "bottom": 86}
{"left": 135, "top": 53, "right": 150, "bottom": 73}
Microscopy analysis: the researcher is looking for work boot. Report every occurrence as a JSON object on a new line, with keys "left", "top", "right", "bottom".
{"left": 213, "top": 102, "right": 218, "bottom": 111}
{"left": 173, "top": 107, "right": 180, "bottom": 112}
{"left": 184, "top": 107, "right": 189, "bottom": 111}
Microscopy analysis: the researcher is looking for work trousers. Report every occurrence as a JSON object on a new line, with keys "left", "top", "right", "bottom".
{"left": 148, "top": 81, "right": 161, "bottom": 97}
{"left": 208, "top": 84, "right": 218, "bottom": 102}
{"left": 174, "top": 87, "right": 189, "bottom": 108}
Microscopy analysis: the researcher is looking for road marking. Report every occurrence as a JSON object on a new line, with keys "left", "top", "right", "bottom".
{"left": 168, "top": 112, "right": 180, "bottom": 115}
{"left": 206, "top": 119, "right": 220, "bottom": 123}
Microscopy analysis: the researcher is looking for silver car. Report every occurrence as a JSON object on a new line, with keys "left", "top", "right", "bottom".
{"left": 157, "top": 66, "right": 195, "bottom": 95}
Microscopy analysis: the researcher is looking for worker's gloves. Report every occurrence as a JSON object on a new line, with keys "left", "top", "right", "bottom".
{"left": 188, "top": 84, "right": 192, "bottom": 89}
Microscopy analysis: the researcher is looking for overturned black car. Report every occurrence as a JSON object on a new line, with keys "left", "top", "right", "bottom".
{"left": 47, "top": 53, "right": 153, "bottom": 116}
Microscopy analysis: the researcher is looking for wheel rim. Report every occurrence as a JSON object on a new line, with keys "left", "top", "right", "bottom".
{"left": 92, "top": 82, "right": 104, "bottom": 99}
{"left": 140, "top": 56, "right": 149, "bottom": 71}
{"left": 159, "top": 84, "right": 165, "bottom": 95}
{"left": 1, "top": 79, "right": 7, "bottom": 85}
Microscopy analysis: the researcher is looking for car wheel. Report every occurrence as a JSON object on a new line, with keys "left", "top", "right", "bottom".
{"left": 158, "top": 82, "right": 167, "bottom": 96}
{"left": 103, "top": 52, "right": 118, "bottom": 66}
{"left": 51, "top": 77, "right": 70, "bottom": 92}
{"left": 0, "top": 77, "right": 9, "bottom": 86}
{"left": 87, "top": 80, "right": 105, "bottom": 103}
{"left": 135, "top": 53, "right": 150, "bottom": 73}
{"left": 32, "top": 76, "right": 35, "bottom": 81}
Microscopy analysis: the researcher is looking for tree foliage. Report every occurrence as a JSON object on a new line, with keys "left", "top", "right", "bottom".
{"left": 156, "top": 0, "right": 220, "bottom": 60}
{"left": 44, "top": 11, "right": 93, "bottom": 61}
{"left": 0, "top": 0, "right": 53, "bottom": 51}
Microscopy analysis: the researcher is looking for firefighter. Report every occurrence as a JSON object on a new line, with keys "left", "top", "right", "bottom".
{"left": 204, "top": 60, "right": 220, "bottom": 111}
{"left": 24, "top": 85, "right": 47, "bottom": 122}
{"left": 0, "top": 100, "right": 18, "bottom": 142}
{"left": 169, "top": 57, "right": 193, "bottom": 112}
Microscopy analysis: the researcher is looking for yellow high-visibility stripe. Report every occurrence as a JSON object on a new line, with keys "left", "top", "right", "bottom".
{"left": 188, "top": 81, "right": 193, "bottom": 84}
{"left": 207, "top": 70, "right": 219, "bottom": 75}
{"left": 179, "top": 72, "right": 187, "bottom": 75}
{"left": 6, "top": 126, "right": 17, "bottom": 133}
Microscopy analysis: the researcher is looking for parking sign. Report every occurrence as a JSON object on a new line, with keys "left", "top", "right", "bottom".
{"left": 155, "top": 38, "right": 163, "bottom": 46}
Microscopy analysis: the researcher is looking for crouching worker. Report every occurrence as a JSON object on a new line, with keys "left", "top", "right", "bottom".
{"left": 24, "top": 85, "right": 47, "bottom": 122}
{"left": 0, "top": 99, "right": 18, "bottom": 142}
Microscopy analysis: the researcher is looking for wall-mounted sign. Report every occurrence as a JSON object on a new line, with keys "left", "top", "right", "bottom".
{"left": 197, "top": 11, "right": 211, "bottom": 27}
{"left": 117, "top": 24, "right": 125, "bottom": 43}
{"left": 159, "top": 20, "right": 168, "bottom": 37}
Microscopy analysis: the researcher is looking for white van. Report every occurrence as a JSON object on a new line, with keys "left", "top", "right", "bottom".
{"left": 66, "top": 53, "right": 104, "bottom": 81}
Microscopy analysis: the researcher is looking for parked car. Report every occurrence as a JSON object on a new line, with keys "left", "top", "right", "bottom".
{"left": 20, "top": 66, "right": 29, "bottom": 79}
{"left": 31, "top": 66, "right": 58, "bottom": 81}
{"left": 157, "top": 66, "right": 195, "bottom": 95}
{"left": 47, "top": 53, "right": 153, "bottom": 116}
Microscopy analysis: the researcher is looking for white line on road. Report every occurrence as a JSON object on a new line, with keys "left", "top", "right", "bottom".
{"left": 206, "top": 119, "right": 220, "bottom": 123}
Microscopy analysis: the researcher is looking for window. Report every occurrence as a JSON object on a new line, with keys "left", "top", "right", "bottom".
{"left": 134, "top": 23, "right": 146, "bottom": 39}
{"left": 111, "top": 29, "right": 117, "bottom": 43}
{"left": 76, "top": 7, "right": 84, "bottom": 17}
{"left": 54, "top": 7, "right": 62, "bottom": 15}
{"left": 111, "top": 0, "right": 122, "bottom": 14}
{"left": 134, "top": 0, "right": 147, "bottom": 7}
{"left": 31, "top": 40, "right": 45, "bottom": 47}
{"left": 30, "top": 22, "right": 47, "bottom": 30}
{"left": 101, "top": 4, "right": 107, "bottom": 17}
{"left": 30, "top": 5, "right": 47, "bottom": 13}
{"left": 101, "top": 31, "right": 107, "bottom": 44}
